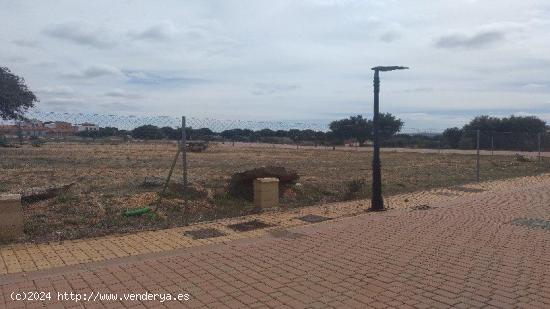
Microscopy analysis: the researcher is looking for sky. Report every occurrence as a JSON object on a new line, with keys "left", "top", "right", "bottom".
{"left": 1, "top": 0, "right": 550, "bottom": 131}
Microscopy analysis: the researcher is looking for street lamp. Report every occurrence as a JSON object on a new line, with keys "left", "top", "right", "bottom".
{"left": 370, "top": 66, "right": 409, "bottom": 211}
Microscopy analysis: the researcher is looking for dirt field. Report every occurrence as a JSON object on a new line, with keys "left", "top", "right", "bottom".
{"left": 1, "top": 141, "right": 549, "bottom": 243}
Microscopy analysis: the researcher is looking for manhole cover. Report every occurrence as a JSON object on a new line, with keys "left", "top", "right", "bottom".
{"left": 510, "top": 218, "right": 550, "bottom": 231}
{"left": 451, "top": 186, "right": 485, "bottom": 193}
{"left": 297, "top": 214, "right": 332, "bottom": 223}
{"left": 184, "top": 228, "right": 227, "bottom": 239}
{"left": 227, "top": 220, "right": 272, "bottom": 232}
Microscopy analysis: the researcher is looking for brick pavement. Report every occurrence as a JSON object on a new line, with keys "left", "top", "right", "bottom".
{"left": 1, "top": 175, "right": 546, "bottom": 275}
{"left": 1, "top": 175, "right": 550, "bottom": 308}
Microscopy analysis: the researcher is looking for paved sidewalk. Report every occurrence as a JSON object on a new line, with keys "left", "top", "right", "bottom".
{"left": 1, "top": 175, "right": 546, "bottom": 275}
{"left": 1, "top": 175, "right": 549, "bottom": 308}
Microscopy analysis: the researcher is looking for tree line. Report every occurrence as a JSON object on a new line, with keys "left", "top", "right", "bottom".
{"left": 76, "top": 113, "right": 405, "bottom": 146}
{"left": 2, "top": 66, "right": 548, "bottom": 151}
{"left": 76, "top": 113, "right": 548, "bottom": 152}
{"left": 442, "top": 115, "right": 547, "bottom": 150}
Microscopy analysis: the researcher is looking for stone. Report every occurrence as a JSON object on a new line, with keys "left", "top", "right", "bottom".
{"left": 187, "top": 141, "right": 209, "bottom": 152}
{"left": 0, "top": 194, "right": 24, "bottom": 242}
{"left": 228, "top": 166, "right": 299, "bottom": 200}
{"left": 142, "top": 176, "right": 165, "bottom": 187}
{"left": 253, "top": 177, "right": 279, "bottom": 210}
{"left": 21, "top": 182, "right": 75, "bottom": 205}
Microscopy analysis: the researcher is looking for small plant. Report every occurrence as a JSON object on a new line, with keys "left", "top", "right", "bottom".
{"left": 210, "top": 192, "right": 253, "bottom": 219}
{"left": 515, "top": 154, "right": 531, "bottom": 163}
{"left": 56, "top": 192, "right": 79, "bottom": 204}
{"left": 343, "top": 179, "right": 370, "bottom": 200}
{"left": 30, "top": 138, "right": 45, "bottom": 147}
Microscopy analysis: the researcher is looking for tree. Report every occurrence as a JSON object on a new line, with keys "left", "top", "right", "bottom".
{"left": 329, "top": 114, "right": 403, "bottom": 146}
{"left": 377, "top": 113, "right": 404, "bottom": 139}
{"left": 329, "top": 115, "right": 371, "bottom": 145}
{"left": 460, "top": 115, "right": 547, "bottom": 150}
{"left": 192, "top": 128, "right": 214, "bottom": 140}
{"left": 160, "top": 126, "right": 178, "bottom": 139}
{"left": 76, "top": 127, "right": 120, "bottom": 138}
{"left": 132, "top": 125, "right": 163, "bottom": 139}
{"left": 442, "top": 127, "right": 462, "bottom": 149}
{"left": 1, "top": 67, "right": 38, "bottom": 120}
{"left": 462, "top": 115, "right": 546, "bottom": 133}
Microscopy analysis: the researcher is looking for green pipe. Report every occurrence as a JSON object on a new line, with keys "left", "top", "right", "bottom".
{"left": 124, "top": 207, "right": 152, "bottom": 217}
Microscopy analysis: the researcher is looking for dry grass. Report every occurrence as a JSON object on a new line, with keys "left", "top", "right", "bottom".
{"left": 1, "top": 141, "right": 549, "bottom": 243}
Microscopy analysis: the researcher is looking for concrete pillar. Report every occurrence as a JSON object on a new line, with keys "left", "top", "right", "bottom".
{"left": 0, "top": 194, "right": 24, "bottom": 242}
{"left": 253, "top": 178, "right": 279, "bottom": 210}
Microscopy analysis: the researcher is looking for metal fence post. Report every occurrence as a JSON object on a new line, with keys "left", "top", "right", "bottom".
{"left": 538, "top": 132, "right": 542, "bottom": 163}
{"left": 181, "top": 116, "right": 189, "bottom": 223}
{"left": 17, "top": 122, "right": 23, "bottom": 145}
{"left": 476, "top": 130, "right": 480, "bottom": 181}
{"left": 491, "top": 134, "right": 494, "bottom": 158}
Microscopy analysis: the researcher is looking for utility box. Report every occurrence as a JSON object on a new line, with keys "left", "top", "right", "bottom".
{"left": 253, "top": 178, "right": 279, "bottom": 210}
{"left": 0, "top": 194, "right": 24, "bottom": 242}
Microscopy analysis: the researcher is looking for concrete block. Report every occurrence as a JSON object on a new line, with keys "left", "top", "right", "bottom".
{"left": 0, "top": 194, "right": 24, "bottom": 242}
{"left": 253, "top": 178, "right": 279, "bottom": 210}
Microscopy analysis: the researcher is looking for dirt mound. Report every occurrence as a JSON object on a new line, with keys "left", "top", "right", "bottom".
{"left": 228, "top": 166, "right": 299, "bottom": 200}
{"left": 22, "top": 182, "right": 76, "bottom": 205}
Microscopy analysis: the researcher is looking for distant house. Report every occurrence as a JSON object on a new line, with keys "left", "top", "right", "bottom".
{"left": 0, "top": 120, "right": 79, "bottom": 138}
{"left": 43, "top": 121, "right": 78, "bottom": 138}
{"left": 77, "top": 123, "right": 100, "bottom": 132}
{"left": 18, "top": 120, "right": 49, "bottom": 137}
{"left": 0, "top": 124, "right": 21, "bottom": 137}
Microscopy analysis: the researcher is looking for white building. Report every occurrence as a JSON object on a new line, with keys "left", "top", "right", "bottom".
{"left": 77, "top": 123, "right": 100, "bottom": 132}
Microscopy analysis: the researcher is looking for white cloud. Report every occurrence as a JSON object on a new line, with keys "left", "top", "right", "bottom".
{"left": 63, "top": 65, "right": 123, "bottom": 79}
{"left": 1, "top": 0, "right": 549, "bottom": 128}
{"left": 435, "top": 30, "right": 505, "bottom": 49}
{"left": 104, "top": 88, "right": 142, "bottom": 99}
{"left": 252, "top": 83, "right": 300, "bottom": 96}
{"left": 43, "top": 22, "right": 116, "bottom": 48}
{"left": 37, "top": 86, "right": 75, "bottom": 96}
{"left": 129, "top": 20, "right": 179, "bottom": 41}
{"left": 12, "top": 39, "right": 40, "bottom": 48}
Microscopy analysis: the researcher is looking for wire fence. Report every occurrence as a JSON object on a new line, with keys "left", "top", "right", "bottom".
{"left": 1, "top": 111, "right": 549, "bottom": 243}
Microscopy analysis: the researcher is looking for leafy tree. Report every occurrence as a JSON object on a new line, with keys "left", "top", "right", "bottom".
{"left": 192, "top": 128, "right": 214, "bottom": 140}
{"left": 1, "top": 67, "right": 38, "bottom": 120}
{"left": 160, "top": 126, "right": 178, "bottom": 139}
{"left": 329, "top": 115, "right": 371, "bottom": 145}
{"left": 377, "top": 113, "right": 404, "bottom": 139}
{"left": 329, "top": 114, "right": 403, "bottom": 146}
{"left": 221, "top": 129, "right": 255, "bottom": 141}
{"left": 257, "top": 128, "right": 276, "bottom": 137}
{"left": 462, "top": 115, "right": 546, "bottom": 133}
{"left": 132, "top": 125, "right": 163, "bottom": 139}
{"left": 500, "top": 115, "right": 546, "bottom": 133}
{"left": 442, "top": 127, "right": 462, "bottom": 149}
{"left": 76, "top": 127, "right": 120, "bottom": 138}
{"left": 460, "top": 115, "right": 547, "bottom": 150}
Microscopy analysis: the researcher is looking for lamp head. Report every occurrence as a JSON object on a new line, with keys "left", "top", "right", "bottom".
{"left": 372, "top": 66, "right": 409, "bottom": 72}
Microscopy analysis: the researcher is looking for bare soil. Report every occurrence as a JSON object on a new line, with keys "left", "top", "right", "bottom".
{"left": 1, "top": 141, "right": 549, "bottom": 243}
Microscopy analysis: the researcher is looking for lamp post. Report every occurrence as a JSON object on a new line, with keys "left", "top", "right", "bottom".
{"left": 370, "top": 66, "right": 409, "bottom": 211}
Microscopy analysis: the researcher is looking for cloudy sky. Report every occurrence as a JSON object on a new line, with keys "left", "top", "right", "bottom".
{"left": 2, "top": 0, "right": 550, "bottom": 131}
